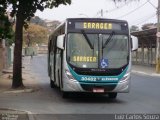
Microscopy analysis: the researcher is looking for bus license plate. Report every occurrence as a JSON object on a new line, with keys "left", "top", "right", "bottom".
{"left": 93, "top": 88, "right": 104, "bottom": 93}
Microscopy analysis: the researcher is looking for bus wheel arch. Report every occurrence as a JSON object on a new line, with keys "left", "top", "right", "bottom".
{"left": 62, "top": 92, "right": 71, "bottom": 98}
{"left": 108, "top": 92, "right": 117, "bottom": 99}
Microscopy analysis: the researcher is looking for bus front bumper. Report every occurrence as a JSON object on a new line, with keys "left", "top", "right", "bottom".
{"left": 62, "top": 79, "right": 130, "bottom": 93}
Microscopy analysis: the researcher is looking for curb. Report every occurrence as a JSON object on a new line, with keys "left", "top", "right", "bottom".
{"left": 132, "top": 70, "right": 160, "bottom": 77}
{"left": 25, "top": 110, "right": 36, "bottom": 120}
{"left": 151, "top": 73, "right": 160, "bottom": 77}
{"left": 3, "top": 88, "right": 35, "bottom": 94}
{"left": 132, "top": 70, "right": 148, "bottom": 75}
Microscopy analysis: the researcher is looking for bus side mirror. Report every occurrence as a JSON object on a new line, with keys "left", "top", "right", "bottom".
{"left": 131, "top": 35, "right": 138, "bottom": 51}
{"left": 57, "top": 34, "right": 65, "bottom": 50}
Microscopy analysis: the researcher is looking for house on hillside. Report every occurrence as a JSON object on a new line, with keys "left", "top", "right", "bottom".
{"left": 45, "top": 20, "right": 61, "bottom": 32}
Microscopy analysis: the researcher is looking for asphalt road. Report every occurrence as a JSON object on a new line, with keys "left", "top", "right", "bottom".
{"left": 31, "top": 54, "right": 160, "bottom": 113}
{"left": 0, "top": 54, "right": 160, "bottom": 120}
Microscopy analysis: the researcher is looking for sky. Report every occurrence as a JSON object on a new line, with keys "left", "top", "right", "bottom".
{"left": 35, "top": 0, "right": 157, "bottom": 28}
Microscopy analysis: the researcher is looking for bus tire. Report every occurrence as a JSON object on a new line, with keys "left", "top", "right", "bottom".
{"left": 50, "top": 79, "right": 55, "bottom": 88}
{"left": 62, "top": 92, "right": 70, "bottom": 98}
{"left": 108, "top": 93, "right": 117, "bottom": 99}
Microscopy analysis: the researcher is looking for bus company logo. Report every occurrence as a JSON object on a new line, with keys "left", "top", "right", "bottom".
{"left": 91, "top": 69, "right": 105, "bottom": 72}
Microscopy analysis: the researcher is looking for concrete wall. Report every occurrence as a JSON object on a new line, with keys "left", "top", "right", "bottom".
{"left": 24, "top": 47, "right": 38, "bottom": 56}
{"left": 0, "top": 39, "right": 13, "bottom": 75}
{"left": 132, "top": 47, "right": 156, "bottom": 66}
{"left": 0, "top": 39, "right": 6, "bottom": 75}
{"left": 37, "top": 45, "right": 47, "bottom": 54}
{"left": 0, "top": 40, "right": 4, "bottom": 75}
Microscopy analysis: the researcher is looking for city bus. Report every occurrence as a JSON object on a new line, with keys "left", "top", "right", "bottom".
{"left": 48, "top": 18, "right": 138, "bottom": 98}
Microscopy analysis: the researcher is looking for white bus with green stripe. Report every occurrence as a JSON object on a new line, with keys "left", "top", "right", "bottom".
{"left": 48, "top": 18, "right": 138, "bottom": 99}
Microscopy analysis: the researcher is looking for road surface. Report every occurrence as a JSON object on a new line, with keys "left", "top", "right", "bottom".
{"left": 0, "top": 54, "right": 160, "bottom": 119}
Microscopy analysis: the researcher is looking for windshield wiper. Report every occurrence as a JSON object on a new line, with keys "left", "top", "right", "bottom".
{"left": 81, "top": 30, "right": 94, "bottom": 49}
{"left": 102, "top": 31, "right": 115, "bottom": 49}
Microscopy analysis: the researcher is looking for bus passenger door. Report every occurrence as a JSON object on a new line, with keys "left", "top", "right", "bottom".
{"left": 55, "top": 48, "right": 62, "bottom": 87}
{"left": 49, "top": 40, "right": 55, "bottom": 81}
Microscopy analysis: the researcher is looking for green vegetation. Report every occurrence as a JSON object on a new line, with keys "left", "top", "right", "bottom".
{"left": 0, "top": 0, "right": 71, "bottom": 88}
{"left": 0, "top": 12, "right": 14, "bottom": 45}
{"left": 24, "top": 23, "right": 48, "bottom": 46}
{"left": 130, "top": 25, "right": 139, "bottom": 32}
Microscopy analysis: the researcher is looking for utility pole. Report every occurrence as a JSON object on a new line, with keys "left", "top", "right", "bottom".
{"left": 156, "top": 0, "right": 160, "bottom": 73}
{"left": 100, "top": 9, "right": 103, "bottom": 18}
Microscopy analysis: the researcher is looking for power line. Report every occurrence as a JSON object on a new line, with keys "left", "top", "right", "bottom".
{"left": 116, "top": 1, "right": 148, "bottom": 19}
{"left": 135, "top": 14, "right": 156, "bottom": 25}
{"left": 132, "top": 12, "right": 156, "bottom": 24}
{"left": 147, "top": 0, "right": 157, "bottom": 9}
{"left": 106, "top": 0, "right": 133, "bottom": 13}
{"left": 94, "top": 0, "right": 133, "bottom": 17}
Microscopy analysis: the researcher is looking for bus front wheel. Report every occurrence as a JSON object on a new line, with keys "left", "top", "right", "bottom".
{"left": 108, "top": 93, "right": 117, "bottom": 99}
{"left": 62, "top": 92, "right": 70, "bottom": 98}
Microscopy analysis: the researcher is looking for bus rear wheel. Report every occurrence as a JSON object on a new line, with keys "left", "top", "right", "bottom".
{"left": 108, "top": 93, "right": 117, "bottom": 99}
{"left": 50, "top": 79, "right": 55, "bottom": 88}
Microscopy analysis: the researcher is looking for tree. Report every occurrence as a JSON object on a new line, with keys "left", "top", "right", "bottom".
{"left": 0, "top": 14, "right": 12, "bottom": 38}
{"left": 0, "top": 0, "right": 71, "bottom": 88}
{"left": 112, "top": 0, "right": 140, "bottom": 6}
{"left": 30, "top": 16, "right": 61, "bottom": 32}
{"left": 23, "top": 23, "right": 48, "bottom": 46}
{"left": 112, "top": 0, "right": 139, "bottom": 2}
{"left": 0, "top": 8, "right": 14, "bottom": 45}
{"left": 130, "top": 25, "right": 139, "bottom": 32}
{"left": 0, "top": 0, "right": 11, "bottom": 39}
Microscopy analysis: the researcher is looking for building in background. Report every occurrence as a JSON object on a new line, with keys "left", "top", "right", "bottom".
{"left": 45, "top": 20, "right": 61, "bottom": 33}
{"left": 131, "top": 27, "right": 157, "bottom": 67}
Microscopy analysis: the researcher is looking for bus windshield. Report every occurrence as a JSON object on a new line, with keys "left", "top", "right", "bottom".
{"left": 67, "top": 33, "right": 128, "bottom": 69}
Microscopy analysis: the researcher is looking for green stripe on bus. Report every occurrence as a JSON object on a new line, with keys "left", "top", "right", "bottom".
{"left": 68, "top": 65, "right": 128, "bottom": 83}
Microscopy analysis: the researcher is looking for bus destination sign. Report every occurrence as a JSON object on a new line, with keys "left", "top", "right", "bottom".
{"left": 74, "top": 22, "right": 122, "bottom": 30}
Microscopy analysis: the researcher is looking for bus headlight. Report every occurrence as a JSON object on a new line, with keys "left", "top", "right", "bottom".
{"left": 65, "top": 69, "right": 76, "bottom": 81}
{"left": 120, "top": 72, "right": 130, "bottom": 83}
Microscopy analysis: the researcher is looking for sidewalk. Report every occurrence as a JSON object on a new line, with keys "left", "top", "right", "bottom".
{"left": 0, "top": 56, "right": 38, "bottom": 120}
{"left": 0, "top": 56, "right": 39, "bottom": 93}
{"left": 132, "top": 65, "right": 160, "bottom": 77}
{"left": 0, "top": 108, "right": 35, "bottom": 120}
